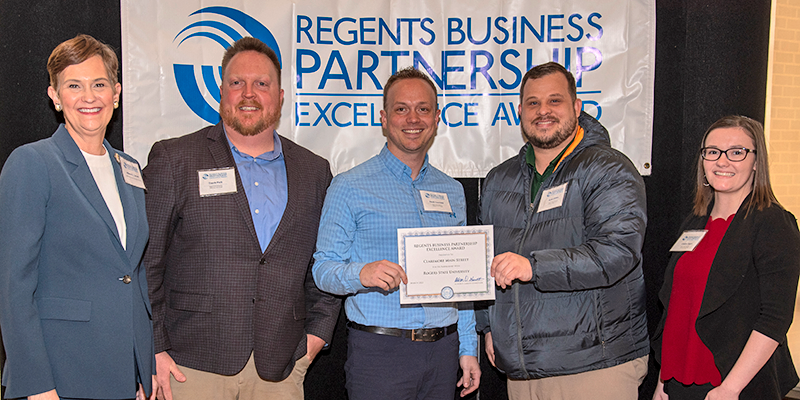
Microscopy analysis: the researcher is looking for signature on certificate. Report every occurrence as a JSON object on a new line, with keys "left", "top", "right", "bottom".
{"left": 454, "top": 275, "right": 484, "bottom": 283}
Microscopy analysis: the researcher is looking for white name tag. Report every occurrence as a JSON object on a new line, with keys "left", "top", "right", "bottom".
{"left": 198, "top": 168, "right": 237, "bottom": 197}
{"left": 116, "top": 155, "right": 146, "bottom": 189}
{"left": 537, "top": 182, "right": 568, "bottom": 213}
{"left": 419, "top": 190, "right": 453, "bottom": 213}
{"left": 669, "top": 230, "right": 709, "bottom": 252}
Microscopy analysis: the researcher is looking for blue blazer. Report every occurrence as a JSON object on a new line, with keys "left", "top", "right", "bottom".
{"left": 0, "top": 125, "right": 153, "bottom": 399}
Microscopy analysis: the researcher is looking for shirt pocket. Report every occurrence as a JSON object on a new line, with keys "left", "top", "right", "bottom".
{"left": 421, "top": 209, "right": 460, "bottom": 227}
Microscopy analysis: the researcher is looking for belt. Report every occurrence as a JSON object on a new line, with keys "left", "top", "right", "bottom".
{"left": 347, "top": 321, "right": 458, "bottom": 342}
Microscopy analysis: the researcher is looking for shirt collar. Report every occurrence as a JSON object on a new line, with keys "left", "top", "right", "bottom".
{"left": 377, "top": 144, "right": 429, "bottom": 181}
{"left": 224, "top": 127, "right": 283, "bottom": 161}
{"left": 525, "top": 126, "right": 584, "bottom": 173}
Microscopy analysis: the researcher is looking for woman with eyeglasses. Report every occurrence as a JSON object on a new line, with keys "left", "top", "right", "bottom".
{"left": 651, "top": 115, "right": 800, "bottom": 400}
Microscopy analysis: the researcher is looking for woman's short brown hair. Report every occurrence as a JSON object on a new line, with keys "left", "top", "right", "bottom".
{"left": 47, "top": 34, "right": 119, "bottom": 90}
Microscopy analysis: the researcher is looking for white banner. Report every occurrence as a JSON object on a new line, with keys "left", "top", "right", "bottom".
{"left": 122, "top": 0, "right": 655, "bottom": 177}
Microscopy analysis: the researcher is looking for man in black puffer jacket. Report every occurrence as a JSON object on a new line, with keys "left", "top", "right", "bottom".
{"left": 477, "top": 62, "right": 649, "bottom": 400}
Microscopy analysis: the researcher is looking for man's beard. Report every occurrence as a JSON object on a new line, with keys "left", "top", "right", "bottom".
{"left": 523, "top": 112, "right": 578, "bottom": 150}
{"left": 220, "top": 100, "right": 280, "bottom": 137}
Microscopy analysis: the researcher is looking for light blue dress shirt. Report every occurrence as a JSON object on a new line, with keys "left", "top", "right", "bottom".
{"left": 227, "top": 130, "right": 287, "bottom": 253}
{"left": 313, "top": 145, "right": 477, "bottom": 357}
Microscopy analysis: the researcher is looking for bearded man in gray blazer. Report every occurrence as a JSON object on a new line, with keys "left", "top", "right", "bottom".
{"left": 142, "top": 37, "right": 339, "bottom": 400}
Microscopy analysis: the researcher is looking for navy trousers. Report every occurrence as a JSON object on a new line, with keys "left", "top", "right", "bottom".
{"left": 345, "top": 327, "right": 460, "bottom": 400}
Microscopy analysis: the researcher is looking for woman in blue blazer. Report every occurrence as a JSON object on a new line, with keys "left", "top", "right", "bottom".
{"left": 0, "top": 34, "right": 155, "bottom": 400}
{"left": 652, "top": 116, "right": 800, "bottom": 400}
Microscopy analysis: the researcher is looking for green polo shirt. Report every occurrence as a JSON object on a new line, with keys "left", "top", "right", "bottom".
{"left": 526, "top": 135, "right": 577, "bottom": 203}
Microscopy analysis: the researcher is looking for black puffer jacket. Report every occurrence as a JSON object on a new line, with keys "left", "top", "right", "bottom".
{"left": 477, "top": 112, "right": 649, "bottom": 379}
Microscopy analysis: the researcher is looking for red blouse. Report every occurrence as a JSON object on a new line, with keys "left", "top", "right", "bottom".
{"left": 661, "top": 214, "right": 735, "bottom": 386}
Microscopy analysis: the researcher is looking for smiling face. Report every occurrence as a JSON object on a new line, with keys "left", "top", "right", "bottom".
{"left": 380, "top": 78, "right": 441, "bottom": 161}
{"left": 219, "top": 50, "right": 284, "bottom": 137}
{"left": 47, "top": 55, "right": 120, "bottom": 141}
{"left": 703, "top": 126, "right": 757, "bottom": 206}
{"left": 518, "top": 72, "right": 582, "bottom": 150}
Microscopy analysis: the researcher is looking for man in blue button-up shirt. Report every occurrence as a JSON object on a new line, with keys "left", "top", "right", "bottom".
{"left": 313, "top": 67, "right": 480, "bottom": 399}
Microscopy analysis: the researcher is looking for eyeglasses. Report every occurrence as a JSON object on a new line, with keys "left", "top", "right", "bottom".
{"left": 700, "top": 147, "right": 757, "bottom": 162}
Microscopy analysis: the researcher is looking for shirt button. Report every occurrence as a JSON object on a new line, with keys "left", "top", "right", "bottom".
{"left": 259, "top": 258, "right": 266, "bottom": 265}
{"left": 254, "top": 182, "right": 259, "bottom": 186}
{"left": 122, "top": 275, "right": 132, "bottom": 284}
{"left": 255, "top": 209, "right": 260, "bottom": 214}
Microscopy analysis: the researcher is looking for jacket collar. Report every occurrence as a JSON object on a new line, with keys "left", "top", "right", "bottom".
{"left": 53, "top": 124, "right": 140, "bottom": 267}
{"left": 697, "top": 193, "right": 755, "bottom": 318}
{"left": 204, "top": 123, "right": 300, "bottom": 257}
{"left": 517, "top": 111, "right": 609, "bottom": 177}
{"left": 658, "top": 193, "right": 757, "bottom": 318}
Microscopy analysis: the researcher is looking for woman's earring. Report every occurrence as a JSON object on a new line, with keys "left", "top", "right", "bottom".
{"left": 703, "top": 175, "right": 710, "bottom": 187}
{"left": 55, "top": 104, "right": 62, "bottom": 112}
{"left": 113, "top": 101, "right": 119, "bottom": 109}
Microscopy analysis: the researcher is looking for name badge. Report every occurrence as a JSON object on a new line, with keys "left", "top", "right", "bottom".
{"left": 537, "top": 182, "right": 568, "bottom": 213}
{"left": 198, "top": 168, "right": 237, "bottom": 197}
{"left": 419, "top": 190, "right": 453, "bottom": 213}
{"left": 115, "top": 154, "right": 146, "bottom": 189}
{"left": 669, "top": 230, "right": 708, "bottom": 252}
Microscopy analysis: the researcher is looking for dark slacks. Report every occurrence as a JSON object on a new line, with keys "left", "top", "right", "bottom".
{"left": 345, "top": 327, "right": 460, "bottom": 400}
{"left": 664, "top": 379, "right": 715, "bottom": 400}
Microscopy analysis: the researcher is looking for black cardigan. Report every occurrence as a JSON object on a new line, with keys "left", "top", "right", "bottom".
{"left": 652, "top": 199, "right": 800, "bottom": 399}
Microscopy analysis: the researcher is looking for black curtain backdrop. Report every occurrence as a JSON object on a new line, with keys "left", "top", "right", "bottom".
{"left": 0, "top": 1, "right": 772, "bottom": 399}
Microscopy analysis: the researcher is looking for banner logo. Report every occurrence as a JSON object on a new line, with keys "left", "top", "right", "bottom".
{"left": 173, "top": 6, "right": 282, "bottom": 123}
{"left": 123, "top": 0, "right": 655, "bottom": 176}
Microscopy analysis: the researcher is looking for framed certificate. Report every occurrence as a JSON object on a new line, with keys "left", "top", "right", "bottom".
{"left": 398, "top": 225, "right": 495, "bottom": 304}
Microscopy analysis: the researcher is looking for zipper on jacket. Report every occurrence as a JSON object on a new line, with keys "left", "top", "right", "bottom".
{"left": 511, "top": 200, "right": 537, "bottom": 380}
{"left": 593, "top": 290, "right": 606, "bottom": 356}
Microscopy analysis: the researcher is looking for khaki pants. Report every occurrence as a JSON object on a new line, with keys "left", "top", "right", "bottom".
{"left": 170, "top": 353, "right": 310, "bottom": 400}
{"left": 507, "top": 355, "right": 648, "bottom": 400}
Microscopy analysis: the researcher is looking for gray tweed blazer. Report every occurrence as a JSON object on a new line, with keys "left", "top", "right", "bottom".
{"left": 142, "top": 122, "right": 339, "bottom": 381}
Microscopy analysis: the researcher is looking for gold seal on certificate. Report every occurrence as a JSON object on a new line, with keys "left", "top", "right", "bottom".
{"left": 397, "top": 225, "right": 495, "bottom": 304}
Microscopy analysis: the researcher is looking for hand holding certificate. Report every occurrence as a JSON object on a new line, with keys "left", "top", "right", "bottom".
{"left": 398, "top": 225, "right": 495, "bottom": 304}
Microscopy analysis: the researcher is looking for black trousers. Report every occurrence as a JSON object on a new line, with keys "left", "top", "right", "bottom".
{"left": 664, "top": 379, "right": 715, "bottom": 400}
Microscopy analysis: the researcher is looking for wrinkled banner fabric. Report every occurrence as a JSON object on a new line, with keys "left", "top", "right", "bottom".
{"left": 121, "top": 0, "right": 655, "bottom": 176}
